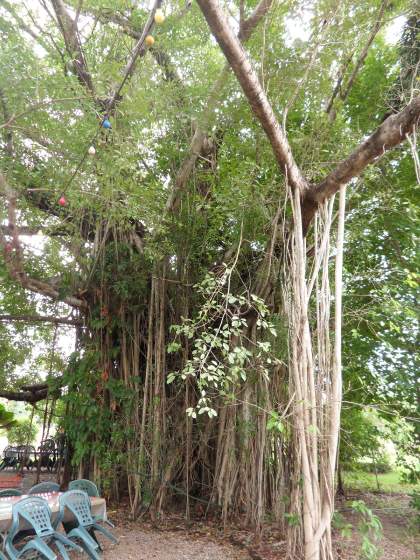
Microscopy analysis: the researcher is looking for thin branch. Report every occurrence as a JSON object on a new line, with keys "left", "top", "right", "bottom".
{"left": 302, "top": 95, "right": 420, "bottom": 232}
{"left": 106, "top": 0, "right": 163, "bottom": 114}
{"left": 0, "top": 96, "right": 92, "bottom": 129}
{"left": 50, "top": 0, "right": 95, "bottom": 94}
{"left": 0, "top": 0, "right": 53, "bottom": 53}
{"left": 326, "top": 0, "right": 390, "bottom": 120}
{"left": 340, "top": 0, "right": 390, "bottom": 103}
{"left": 283, "top": 14, "right": 335, "bottom": 130}
{"left": 0, "top": 88, "right": 13, "bottom": 155}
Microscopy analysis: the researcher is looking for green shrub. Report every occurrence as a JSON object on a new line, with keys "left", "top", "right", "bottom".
{"left": 7, "top": 419, "right": 37, "bottom": 446}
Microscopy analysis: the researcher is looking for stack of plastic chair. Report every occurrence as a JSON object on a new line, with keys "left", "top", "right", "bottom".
{"left": 5, "top": 496, "right": 82, "bottom": 560}
{"left": 68, "top": 479, "right": 98, "bottom": 498}
{"left": 28, "top": 482, "right": 60, "bottom": 495}
{"left": 0, "top": 489, "right": 22, "bottom": 498}
{"left": 69, "top": 480, "right": 114, "bottom": 528}
{"left": 55, "top": 490, "right": 117, "bottom": 560}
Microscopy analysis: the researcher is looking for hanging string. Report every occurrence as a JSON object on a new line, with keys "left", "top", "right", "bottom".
{"left": 59, "top": 1, "right": 164, "bottom": 200}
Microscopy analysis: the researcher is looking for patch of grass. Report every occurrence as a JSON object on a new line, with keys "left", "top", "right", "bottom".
{"left": 344, "top": 471, "right": 420, "bottom": 494}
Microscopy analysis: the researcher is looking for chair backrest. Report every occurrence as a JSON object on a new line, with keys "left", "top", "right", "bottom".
{"left": 17, "top": 445, "right": 35, "bottom": 460}
{"left": 11, "top": 496, "right": 54, "bottom": 538}
{"left": 59, "top": 490, "right": 94, "bottom": 528}
{"left": 69, "top": 479, "right": 99, "bottom": 497}
{"left": 28, "top": 481, "right": 60, "bottom": 495}
{"left": 0, "top": 488, "right": 23, "bottom": 497}
{"left": 4, "top": 446, "right": 18, "bottom": 459}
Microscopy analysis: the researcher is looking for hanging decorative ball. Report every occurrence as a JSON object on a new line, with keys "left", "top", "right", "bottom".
{"left": 154, "top": 9, "right": 165, "bottom": 24}
{"left": 102, "top": 119, "right": 112, "bottom": 129}
{"left": 145, "top": 35, "right": 155, "bottom": 47}
{"left": 88, "top": 145, "right": 96, "bottom": 155}
{"left": 58, "top": 196, "right": 67, "bottom": 206}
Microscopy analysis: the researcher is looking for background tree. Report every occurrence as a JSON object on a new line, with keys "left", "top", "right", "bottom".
{"left": 0, "top": 403, "right": 16, "bottom": 431}
{"left": 7, "top": 417, "right": 37, "bottom": 446}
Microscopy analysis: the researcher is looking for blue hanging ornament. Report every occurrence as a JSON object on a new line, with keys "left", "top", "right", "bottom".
{"left": 102, "top": 119, "right": 112, "bottom": 129}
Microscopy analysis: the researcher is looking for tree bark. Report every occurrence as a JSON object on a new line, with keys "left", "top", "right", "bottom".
{"left": 0, "top": 314, "right": 82, "bottom": 326}
{"left": 0, "top": 389, "right": 49, "bottom": 403}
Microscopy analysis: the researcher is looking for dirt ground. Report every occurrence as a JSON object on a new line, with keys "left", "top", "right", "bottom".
{"left": 84, "top": 493, "right": 418, "bottom": 560}
{"left": 91, "top": 527, "right": 251, "bottom": 560}
{"left": 93, "top": 492, "right": 417, "bottom": 560}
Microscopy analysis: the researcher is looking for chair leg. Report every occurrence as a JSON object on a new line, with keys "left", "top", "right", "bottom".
{"left": 55, "top": 540, "right": 71, "bottom": 560}
{"left": 77, "top": 540, "right": 102, "bottom": 560}
{"left": 55, "top": 532, "right": 83, "bottom": 555}
{"left": 19, "top": 537, "right": 56, "bottom": 560}
{"left": 94, "top": 515, "right": 115, "bottom": 529}
{"left": 92, "top": 523, "right": 118, "bottom": 544}
{"left": 68, "top": 527, "right": 99, "bottom": 555}
{"left": 88, "top": 528, "right": 103, "bottom": 552}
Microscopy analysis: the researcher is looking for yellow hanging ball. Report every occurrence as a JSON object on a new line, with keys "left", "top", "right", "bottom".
{"left": 145, "top": 35, "right": 155, "bottom": 47}
{"left": 154, "top": 9, "right": 165, "bottom": 24}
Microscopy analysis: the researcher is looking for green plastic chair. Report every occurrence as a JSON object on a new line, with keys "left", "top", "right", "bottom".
{"left": 28, "top": 482, "right": 60, "bottom": 495}
{"left": 68, "top": 479, "right": 98, "bottom": 497}
{"left": 55, "top": 490, "right": 117, "bottom": 560}
{"left": 0, "top": 489, "right": 22, "bottom": 497}
{"left": 68, "top": 480, "right": 114, "bottom": 528}
{"left": 5, "top": 496, "right": 82, "bottom": 560}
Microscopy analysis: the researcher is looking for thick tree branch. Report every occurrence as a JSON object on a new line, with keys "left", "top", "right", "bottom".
{"left": 196, "top": 0, "right": 307, "bottom": 192}
{"left": 0, "top": 314, "right": 82, "bottom": 326}
{"left": 302, "top": 96, "right": 420, "bottom": 232}
{"left": 0, "top": 173, "right": 86, "bottom": 309}
{"left": 0, "top": 380, "right": 63, "bottom": 403}
{"left": 1, "top": 225, "right": 39, "bottom": 236}
{"left": 0, "top": 388, "right": 49, "bottom": 403}
{"left": 238, "top": 0, "right": 272, "bottom": 42}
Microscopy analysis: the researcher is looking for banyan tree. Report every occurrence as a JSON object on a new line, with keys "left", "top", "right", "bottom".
{"left": 0, "top": 1, "right": 418, "bottom": 559}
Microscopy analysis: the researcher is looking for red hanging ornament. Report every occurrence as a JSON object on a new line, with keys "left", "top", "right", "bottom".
{"left": 58, "top": 195, "right": 67, "bottom": 206}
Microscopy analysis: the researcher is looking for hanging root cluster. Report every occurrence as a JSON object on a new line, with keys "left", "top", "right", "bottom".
{"left": 282, "top": 186, "right": 346, "bottom": 559}
{"left": 59, "top": 186, "right": 346, "bottom": 560}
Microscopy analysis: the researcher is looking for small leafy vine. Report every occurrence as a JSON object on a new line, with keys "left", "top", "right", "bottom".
{"left": 167, "top": 265, "right": 278, "bottom": 418}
